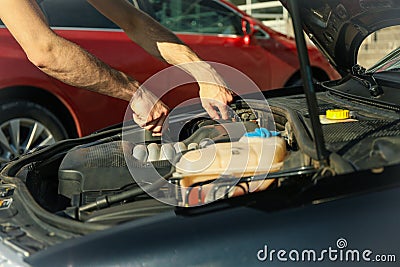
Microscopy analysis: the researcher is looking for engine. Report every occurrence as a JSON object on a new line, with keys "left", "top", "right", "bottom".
{"left": 57, "top": 99, "right": 286, "bottom": 208}
{"left": 23, "top": 88, "right": 400, "bottom": 223}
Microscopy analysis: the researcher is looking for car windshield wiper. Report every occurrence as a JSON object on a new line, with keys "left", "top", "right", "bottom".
{"left": 366, "top": 46, "right": 400, "bottom": 73}
{"left": 351, "top": 64, "right": 384, "bottom": 97}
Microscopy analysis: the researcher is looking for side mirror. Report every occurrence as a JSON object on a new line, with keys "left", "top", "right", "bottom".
{"left": 241, "top": 18, "right": 257, "bottom": 45}
{"left": 242, "top": 18, "right": 255, "bottom": 36}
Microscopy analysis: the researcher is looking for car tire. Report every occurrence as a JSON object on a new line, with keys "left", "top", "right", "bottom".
{"left": 0, "top": 100, "right": 68, "bottom": 163}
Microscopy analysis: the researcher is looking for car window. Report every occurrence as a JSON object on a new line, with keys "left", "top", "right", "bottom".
{"left": 37, "top": 0, "right": 118, "bottom": 29}
{"left": 253, "top": 26, "right": 270, "bottom": 39}
{"left": 141, "top": 0, "right": 243, "bottom": 35}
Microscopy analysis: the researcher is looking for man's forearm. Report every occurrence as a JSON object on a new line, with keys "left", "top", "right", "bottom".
{"left": 157, "top": 42, "right": 224, "bottom": 85}
{"left": 88, "top": 0, "right": 226, "bottom": 87}
{"left": 35, "top": 36, "right": 138, "bottom": 101}
{"left": 88, "top": 0, "right": 183, "bottom": 61}
{"left": 88, "top": 0, "right": 221, "bottom": 81}
{"left": 0, "top": 0, "right": 137, "bottom": 101}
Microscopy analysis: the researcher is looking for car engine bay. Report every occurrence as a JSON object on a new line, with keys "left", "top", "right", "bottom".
{"left": 6, "top": 79, "right": 400, "bottom": 226}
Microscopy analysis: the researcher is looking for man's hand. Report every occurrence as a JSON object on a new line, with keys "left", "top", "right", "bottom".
{"left": 199, "top": 82, "right": 233, "bottom": 120}
{"left": 130, "top": 87, "right": 169, "bottom": 136}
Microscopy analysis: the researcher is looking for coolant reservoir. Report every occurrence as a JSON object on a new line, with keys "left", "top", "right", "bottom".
{"left": 175, "top": 135, "right": 286, "bottom": 188}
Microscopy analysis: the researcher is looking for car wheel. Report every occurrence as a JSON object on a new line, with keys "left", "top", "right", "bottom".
{"left": 0, "top": 100, "right": 68, "bottom": 163}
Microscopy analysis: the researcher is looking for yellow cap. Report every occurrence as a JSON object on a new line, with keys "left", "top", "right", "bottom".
{"left": 326, "top": 109, "right": 350, "bottom": 120}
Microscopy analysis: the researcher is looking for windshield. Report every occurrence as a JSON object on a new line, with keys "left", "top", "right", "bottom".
{"left": 357, "top": 25, "right": 400, "bottom": 73}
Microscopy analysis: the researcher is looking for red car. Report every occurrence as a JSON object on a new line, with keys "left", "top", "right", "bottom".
{"left": 0, "top": 0, "right": 339, "bottom": 163}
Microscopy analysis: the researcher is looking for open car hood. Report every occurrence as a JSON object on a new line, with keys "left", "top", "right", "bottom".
{"left": 281, "top": 0, "right": 400, "bottom": 74}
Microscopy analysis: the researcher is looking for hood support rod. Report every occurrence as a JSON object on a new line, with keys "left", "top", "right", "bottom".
{"left": 287, "top": 0, "right": 329, "bottom": 164}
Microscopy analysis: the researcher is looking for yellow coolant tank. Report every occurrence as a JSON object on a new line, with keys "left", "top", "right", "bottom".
{"left": 175, "top": 136, "right": 286, "bottom": 188}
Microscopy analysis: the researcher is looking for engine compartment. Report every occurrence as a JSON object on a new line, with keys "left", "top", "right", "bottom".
{"left": 19, "top": 83, "right": 400, "bottom": 225}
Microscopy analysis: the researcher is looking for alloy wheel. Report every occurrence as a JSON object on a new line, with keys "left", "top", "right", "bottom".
{"left": 0, "top": 118, "right": 56, "bottom": 164}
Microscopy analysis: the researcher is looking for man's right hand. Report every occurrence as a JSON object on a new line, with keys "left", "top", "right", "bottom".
{"left": 130, "top": 87, "right": 169, "bottom": 136}
{"left": 199, "top": 81, "right": 233, "bottom": 120}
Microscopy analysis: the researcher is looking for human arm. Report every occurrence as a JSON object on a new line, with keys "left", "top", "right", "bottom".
{"left": 0, "top": 0, "right": 168, "bottom": 134}
{"left": 87, "top": 0, "right": 233, "bottom": 119}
